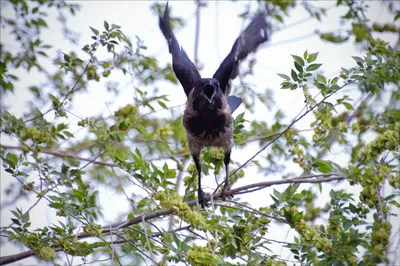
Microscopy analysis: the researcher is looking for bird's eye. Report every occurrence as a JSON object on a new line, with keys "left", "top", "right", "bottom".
{"left": 203, "top": 85, "right": 214, "bottom": 99}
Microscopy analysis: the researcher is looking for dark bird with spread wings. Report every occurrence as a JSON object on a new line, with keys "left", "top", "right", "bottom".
{"left": 159, "top": 4, "right": 269, "bottom": 208}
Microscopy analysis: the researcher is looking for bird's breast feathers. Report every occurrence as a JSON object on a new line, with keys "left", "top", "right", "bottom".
{"left": 183, "top": 107, "right": 233, "bottom": 149}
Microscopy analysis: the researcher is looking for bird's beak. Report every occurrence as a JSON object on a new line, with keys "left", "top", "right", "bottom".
{"left": 205, "top": 92, "right": 215, "bottom": 103}
{"left": 203, "top": 83, "right": 216, "bottom": 103}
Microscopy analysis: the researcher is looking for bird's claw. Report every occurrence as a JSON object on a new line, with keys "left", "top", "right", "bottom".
{"left": 198, "top": 189, "right": 209, "bottom": 208}
{"left": 221, "top": 184, "right": 233, "bottom": 201}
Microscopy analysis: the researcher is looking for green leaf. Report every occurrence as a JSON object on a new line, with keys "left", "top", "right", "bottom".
{"left": 274, "top": 14, "right": 283, "bottom": 23}
{"left": 389, "top": 200, "right": 400, "bottom": 208}
{"left": 291, "top": 69, "right": 298, "bottom": 81}
{"left": 49, "top": 202, "right": 63, "bottom": 209}
{"left": 21, "top": 211, "right": 30, "bottom": 223}
{"left": 352, "top": 56, "right": 364, "bottom": 67}
{"left": 11, "top": 218, "right": 20, "bottom": 225}
{"left": 307, "top": 64, "right": 322, "bottom": 71}
{"left": 308, "top": 52, "right": 319, "bottom": 63}
{"left": 304, "top": 73, "right": 313, "bottom": 78}
{"left": 317, "top": 160, "right": 332, "bottom": 173}
{"left": 293, "top": 212, "right": 303, "bottom": 222}
{"left": 37, "top": 18, "right": 48, "bottom": 27}
{"left": 351, "top": 56, "right": 363, "bottom": 63}
{"left": 287, "top": 184, "right": 300, "bottom": 196}
{"left": 7, "top": 153, "right": 18, "bottom": 166}
{"left": 230, "top": 238, "right": 238, "bottom": 249}
{"left": 277, "top": 73, "right": 290, "bottom": 80}
{"left": 158, "top": 101, "right": 167, "bottom": 109}
{"left": 2, "top": 157, "right": 15, "bottom": 170}
{"left": 111, "top": 24, "right": 121, "bottom": 30}
{"left": 134, "top": 124, "right": 146, "bottom": 134}
{"left": 280, "top": 81, "right": 292, "bottom": 89}
{"left": 343, "top": 219, "right": 353, "bottom": 230}
{"left": 63, "top": 53, "right": 70, "bottom": 63}
{"left": 294, "top": 62, "right": 303, "bottom": 73}
{"left": 351, "top": 75, "right": 363, "bottom": 80}
{"left": 291, "top": 55, "right": 305, "bottom": 67}
{"left": 89, "top": 26, "right": 99, "bottom": 36}
{"left": 342, "top": 102, "right": 353, "bottom": 110}
{"left": 50, "top": 94, "right": 60, "bottom": 107}
{"left": 63, "top": 131, "right": 75, "bottom": 137}
{"left": 329, "top": 189, "right": 337, "bottom": 200}
{"left": 395, "top": 11, "right": 400, "bottom": 21}
{"left": 316, "top": 74, "right": 326, "bottom": 84}
{"left": 273, "top": 189, "right": 282, "bottom": 201}
{"left": 72, "top": 58, "right": 83, "bottom": 65}
{"left": 331, "top": 77, "right": 339, "bottom": 85}
{"left": 38, "top": 51, "right": 48, "bottom": 57}
{"left": 104, "top": 20, "right": 109, "bottom": 31}
{"left": 303, "top": 50, "right": 308, "bottom": 60}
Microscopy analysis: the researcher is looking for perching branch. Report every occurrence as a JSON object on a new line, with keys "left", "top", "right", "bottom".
{"left": 0, "top": 144, "right": 117, "bottom": 167}
{"left": 0, "top": 174, "right": 345, "bottom": 265}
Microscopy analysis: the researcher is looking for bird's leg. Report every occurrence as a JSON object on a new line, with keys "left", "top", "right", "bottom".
{"left": 222, "top": 150, "right": 231, "bottom": 200}
{"left": 193, "top": 154, "right": 207, "bottom": 208}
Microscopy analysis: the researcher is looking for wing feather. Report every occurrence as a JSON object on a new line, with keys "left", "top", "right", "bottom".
{"left": 159, "top": 3, "right": 201, "bottom": 97}
{"left": 213, "top": 11, "right": 269, "bottom": 95}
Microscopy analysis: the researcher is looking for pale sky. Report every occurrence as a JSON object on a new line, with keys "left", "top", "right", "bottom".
{"left": 1, "top": 1, "right": 398, "bottom": 265}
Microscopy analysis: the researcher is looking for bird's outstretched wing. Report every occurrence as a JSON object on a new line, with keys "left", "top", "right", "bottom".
{"left": 159, "top": 3, "right": 201, "bottom": 97}
{"left": 213, "top": 11, "right": 269, "bottom": 95}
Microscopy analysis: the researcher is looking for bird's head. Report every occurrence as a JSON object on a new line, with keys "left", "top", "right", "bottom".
{"left": 192, "top": 78, "right": 223, "bottom": 113}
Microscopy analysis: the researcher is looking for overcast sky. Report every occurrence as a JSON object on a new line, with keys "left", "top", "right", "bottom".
{"left": 1, "top": 1, "right": 399, "bottom": 265}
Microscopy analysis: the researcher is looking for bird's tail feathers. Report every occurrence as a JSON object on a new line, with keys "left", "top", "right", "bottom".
{"left": 227, "top": 95, "right": 242, "bottom": 114}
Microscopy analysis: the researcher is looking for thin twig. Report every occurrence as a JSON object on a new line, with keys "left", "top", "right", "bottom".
{"left": 267, "top": 32, "right": 316, "bottom": 47}
{"left": 115, "top": 233, "right": 150, "bottom": 266}
{"left": 225, "top": 199, "right": 286, "bottom": 223}
{"left": 24, "top": 48, "right": 98, "bottom": 123}
{"left": 142, "top": 215, "right": 156, "bottom": 266}
{"left": 232, "top": 176, "right": 345, "bottom": 196}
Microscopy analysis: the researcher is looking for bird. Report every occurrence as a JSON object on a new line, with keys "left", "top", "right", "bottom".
{"left": 159, "top": 3, "right": 269, "bottom": 208}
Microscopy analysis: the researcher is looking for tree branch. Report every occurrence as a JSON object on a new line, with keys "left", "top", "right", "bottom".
{"left": 194, "top": 0, "right": 204, "bottom": 67}
{"left": 0, "top": 144, "right": 117, "bottom": 167}
{"left": 0, "top": 174, "right": 345, "bottom": 265}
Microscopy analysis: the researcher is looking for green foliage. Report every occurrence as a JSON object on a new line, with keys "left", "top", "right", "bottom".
{"left": 154, "top": 190, "right": 207, "bottom": 230}
{"left": 1, "top": 1, "right": 399, "bottom": 265}
{"left": 187, "top": 245, "right": 222, "bottom": 266}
